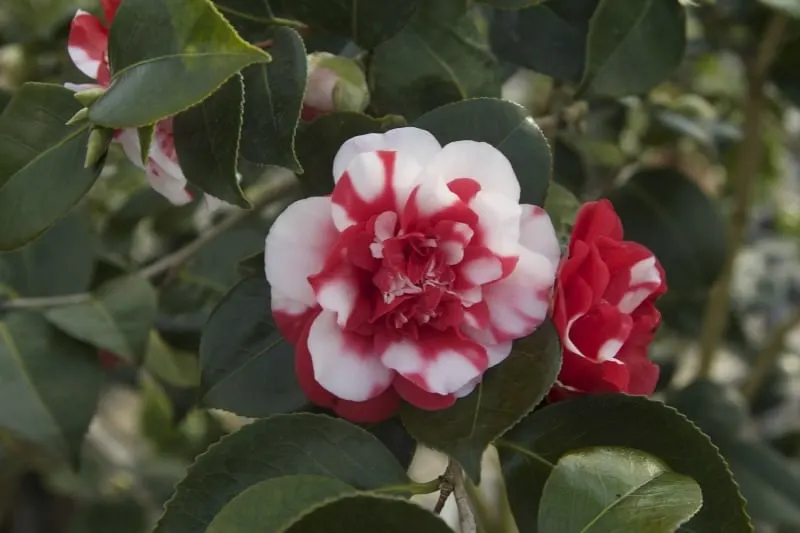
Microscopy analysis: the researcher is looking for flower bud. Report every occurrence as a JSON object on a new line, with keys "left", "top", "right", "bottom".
{"left": 85, "top": 125, "right": 114, "bottom": 168}
{"left": 303, "top": 52, "right": 369, "bottom": 118}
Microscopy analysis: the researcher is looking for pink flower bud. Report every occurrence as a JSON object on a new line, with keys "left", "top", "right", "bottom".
{"left": 303, "top": 52, "right": 369, "bottom": 119}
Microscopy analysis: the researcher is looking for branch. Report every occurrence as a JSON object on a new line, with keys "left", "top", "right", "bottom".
{"left": 696, "top": 13, "right": 789, "bottom": 377}
{"left": 741, "top": 307, "right": 800, "bottom": 401}
{"left": 433, "top": 460, "right": 477, "bottom": 533}
{"left": 0, "top": 292, "right": 92, "bottom": 311}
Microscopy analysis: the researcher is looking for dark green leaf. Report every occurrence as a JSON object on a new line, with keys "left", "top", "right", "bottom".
{"left": 0, "top": 83, "right": 101, "bottom": 251}
{"left": 295, "top": 112, "right": 404, "bottom": 196}
{"left": 239, "top": 27, "right": 307, "bottom": 171}
{"left": 43, "top": 277, "right": 157, "bottom": 366}
{"left": 415, "top": 98, "right": 552, "bottom": 206}
{"left": 274, "top": 0, "right": 421, "bottom": 48}
{"left": 153, "top": 413, "right": 409, "bottom": 533}
{"left": 401, "top": 320, "right": 561, "bottom": 482}
{"left": 0, "top": 213, "right": 94, "bottom": 298}
{"left": 544, "top": 182, "right": 580, "bottom": 244}
{"left": 539, "top": 447, "right": 702, "bottom": 533}
{"left": 282, "top": 494, "right": 453, "bottom": 533}
{"left": 759, "top": 0, "right": 800, "bottom": 17}
{"left": 772, "top": 36, "right": 800, "bottom": 107}
{"left": 144, "top": 331, "right": 201, "bottom": 388}
{"left": 607, "top": 168, "right": 726, "bottom": 333}
{"left": 199, "top": 277, "right": 307, "bottom": 417}
{"left": 67, "top": 497, "right": 147, "bottom": 533}
{"left": 90, "top": 0, "right": 270, "bottom": 128}
{"left": 213, "top": 0, "right": 275, "bottom": 42}
{"left": 236, "top": 251, "right": 265, "bottom": 279}
{"left": 365, "top": 417, "right": 418, "bottom": 471}
{"left": 499, "top": 394, "right": 751, "bottom": 533}
{"left": 478, "top": 0, "right": 540, "bottom": 7}
{"left": 206, "top": 476, "right": 355, "bottom": 533}
{"left": 579, "top": 0, "right": 686, "bottom": 97}
{"left": 174, "top": 75, "right": 249, "bottom": 208}
{"left": 490, "top": 0, "right": 597, "bottom": 84}
{"left": 0, "top": 312, "right": 103, "bottom": 464}
{"left": 370, "top": 1, "right": 500, "bottom": 120}
{"left": 553, "top": 137, "right": 588, "bottom": 197}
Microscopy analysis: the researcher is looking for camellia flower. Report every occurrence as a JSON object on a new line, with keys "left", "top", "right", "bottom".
{"left": 264, "top": 127, "right": 560, "bottom": 422}
{"left": 67, "top": 0, "right": 194, "bottom": 205}
{"left": 550, "top": 199, "right": 666, "bottom": 400}
{"left": 301, "top": 52, "right": 370, "bottom": 122}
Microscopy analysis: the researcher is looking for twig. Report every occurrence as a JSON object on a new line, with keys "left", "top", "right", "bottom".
{"left": 449, "top": 462, "right": 478, "bottom": 533}
{"left": 741, "top": 307, "right": 800, "bottom": 401}
{"left": 0, "top": 293, "right": 92, "bottom": 311}
{"left": 696, "top": 13, "right": 789, "bottom": 378}
{"left": 433, "top": 461, "right": 456, "bottom": 515}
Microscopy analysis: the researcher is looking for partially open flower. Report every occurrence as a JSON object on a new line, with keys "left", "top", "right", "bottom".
{"left": 550, "top": 200, "right": 667, "bottom": 400}
{"left": 67, "top": 0, "right": 193, "bottom": 205}
{"left": 301, "top": 52, "right": 369, "bottom": 122}
{"left": 264, "top": 127, "right": 560, "bottom": 422}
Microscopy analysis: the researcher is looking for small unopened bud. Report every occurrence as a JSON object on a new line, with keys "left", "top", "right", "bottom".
{"left": 304, "top": 52, "right": 369, "bottom": 115}
{"left": 74, "top": 87, "right": 107, "bottom": 107}
{"left": 85, "top": 126, "right": 114, "bottom": 168}
{"left": 66, "top": 107, "right": 89, "bottom": 126}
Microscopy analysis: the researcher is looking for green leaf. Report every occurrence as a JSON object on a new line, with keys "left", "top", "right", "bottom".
{"left": 273, "top": 0, "right": 421, "bottom": 48}
{"left": 579, "top": 0, "right": 686, "bottom": 97}
{"left": 539, "top": 447, "right": 702, "bottom": 533}
{"left": 415, "top": 98, "right": 552, "bottom": 206}
{"left": 239, "top": 27, "right": 307, "bottom": 171}
{"left": 0, "top": 83, "right": 101, "bottom": 251}
{"left": 499, "top": 394, "right": 751, "bottom": 533}
{"left": 173, "top": 75, "right": 249, "bottom": 208}
{"left": 0, "top": 312, "right": 103, "bottom": 464}
{"left": 669, "top": 381, "right": 800, "bottom": 527}
{"left": 206, "top": 476, "right": 356, "bottom": 533}
{"left": 153, "top": 413, "right": 409, "bottom": 533}
{"left": 213, "top": 0, "right": 275, "bottom": 42}
{"left": 199, "top": 277, "right": 307, "bottom": 417}
{"left": 544, "top": 182, "right": 580, "bottom": 244}
{"left": 282, "top": 494, "right": 453, "bottom": 533}
{"left": 43, "top": 277, "right": 157, "bottom": 366}
{"left": 553, "top": 137, "right": 588, "bottom": 197}
{"left": 89, "top": 0, "right": 270, "bottom": 128}
{"left": 295, "top": 112, "right": 405, "bottom": 196}
{"left": 490, "top": 0, "right": 597, "bottom": 84}
{"left": 370, "top": 1, "right": 500, "bottom": 120}
{"left": 607, "top": 168, "right": 725, "bottom": 334}
{"left": 0, "top": 213, "right": 94, "bottom": 298}
{"left": 143, "top": 331, "right": 200, "bottom": 388}
{"left": 478, "top": 0, "right": 539, "bottom": 7}
{"left": 401, "top": 320, "right": 561, "bottom": 482}
{"left": 759, "top": 0, "right": 800, "bottom": 17}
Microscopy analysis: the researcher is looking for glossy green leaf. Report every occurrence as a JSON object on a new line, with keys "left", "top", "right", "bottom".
{"left": 607, "top": 168, "right": 725, "bottom": 334}
{"left": 499, "top": 394, "right": 751, "bottom": 533}
{"left": 43, "top": 276, "right": 157, "bottom": 366}
{"left": 415, "top": 98, "right": 552, "bottom": 206}
{"left": 239, "top": 27, "right": 307, "bottom": 171}
{"left": 544, "top": 182, "right": 580, "bottom": 244}
{"left": 295, "top": 112, "right": 405, "bottom": 196}
{"left": 0, "top": 213, "right": 94, "bottom": 298}
{"left": 539, "top": 447, "right": 702, "bottom": 533}
{"left": 579, "top": 0, "right": 686, "bottom": 97}
{"left": 206, "top": 476, "right": 355, "bottom": 533}
{"left": 370, "top": 1, "right": 500, "bottom": 120}
{"left": 0, "top": 83, "right": 101, "bottom": 251}
{"left": 174, "top": 75, "right": 249, "bottom": 208}
{"left": 490, "top": 0, "right": 597, "bottom": 84}
{"left": 273, "top": 0, "right": 421, "bottom": 48}
{"left": 553, "top": 138, "right": 588, "bottom": 197}
{"left": 282, "top": 494, "right": 453, "bottom": 533}
{"left": 0, "top": 312, "right": 103, "bottom": 464}
{"left": 89, "top": 0, "right": 270, "bottom": 128}
{"left": 153, "top": 413, "right": 409, "bottom": 533}
{"left": 213, "top": 0, "right": 275, "bottom": 41}
{"left": 401, "top": 320, "right": 561, "bottom": 482}
{"left": 199, "top": 277, "right": 307, "bottom": 417}
{"left": 143, "top": 331, "right": 200, "bottom": 388}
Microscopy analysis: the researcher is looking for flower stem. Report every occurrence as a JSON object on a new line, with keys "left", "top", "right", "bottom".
{"left": 374, "top": 478, "right": 441, "bottom": 496}
{"left": 0, "top": 292, "right": 92, "bottom": 311}
{"left": 696, "top": 13, "right": 789, "bottom": 378}
{"left": 741, "top": 307, "right": 800, "bottom": 402}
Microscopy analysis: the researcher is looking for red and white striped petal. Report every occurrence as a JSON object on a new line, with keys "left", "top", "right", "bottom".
{"left": 265, "top": 197, "right": 340, "bottom": 307}
{"left": 148, "top": 119, "right": 184, "bottom": 183}
{"left": 307, "top": 311, "right": 394, "bottom": 402}
{"left": 331, "top": 150, "right": 422, "bottom": 231}
{"left": 426, "top": 141, "right": 520, "bottom": 202}
{"left": 567, "top": 302, "right": 633, "bottom": 362}
{"left": 379, "top": 332, "right": 489, "bottom": 396}
{"left": 68, "top": 10, "right": 109, "bottom": 82}
{"left": 478, "top": 247, "right": 555, "bottom": 343}
{"left": 467, "top": 189, "right": 522, "bottom": 259}
{"left": 332, "top": 127, "right": 441, "bottom": 182}
{"left": 145, "top": 158, "right": 193, "bottom": 205}
{"left": 64, "top": 82, "right": 102, "bottom": 93}
{"left": 519, "top": 205, "right": 561, "bottom": 270}
{"left": 271, "top": 289, "right": 318, "bottom": 345}
{"left": 393, "top": 376, "right": 456, "bottom": 410}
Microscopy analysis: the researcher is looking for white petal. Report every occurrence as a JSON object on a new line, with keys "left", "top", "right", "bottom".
{"left": 427, "top": 140, "right": 520, "bottom": 201}
{"left": 264, "top": 197, "right": 339, "bottom": 307}
{"left": 332, "top": 127, "right": 441, "bottom": 181}
{"left": 618, "top": 257, "right": 662, "bottom": 313}
{"left": 115, "top": 128, "right": 146, "bottom": 169}
{"left": 307, "top": 311, "right": 393, "bottom": 401}
{"left": 519, "top": 204, "right": 561, "bottom": 270}
{"left": 148, "top": 120, "right": 184, "bottom": 181}
{"left": 145, "top": 159, "right": 192, "bottom": 205}
{"left": 469, "top": 189, "right": 522, "bottom": 257}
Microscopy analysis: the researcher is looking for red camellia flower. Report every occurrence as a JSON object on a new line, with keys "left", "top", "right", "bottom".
{"left": 264, "top": 127, "right": 561, "bottom": 422}
{"left": 550, "top": 200, "right": 667, "bottom": 400}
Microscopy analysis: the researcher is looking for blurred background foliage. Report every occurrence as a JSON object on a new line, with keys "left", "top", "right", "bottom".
{"left": 3, "top": 0, "right": 800, "bottom": 531}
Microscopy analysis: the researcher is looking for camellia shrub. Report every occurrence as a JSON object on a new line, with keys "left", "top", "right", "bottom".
{"left": 3, "top": 0, "right": 800, "bottom": 531}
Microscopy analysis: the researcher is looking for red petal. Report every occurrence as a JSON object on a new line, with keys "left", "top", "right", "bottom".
{"left": 569, "top": 200, "right": 623, "bottom": 249}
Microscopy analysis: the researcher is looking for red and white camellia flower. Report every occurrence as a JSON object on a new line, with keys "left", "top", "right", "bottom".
{"left": 67, "top": 0, "right": 194, "bottom": 205}
{"left": 550, "top": 200, "right": 666, "bottom": 401}
{"left": 264, "top": 127, "right": 560, "bottom": 422}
